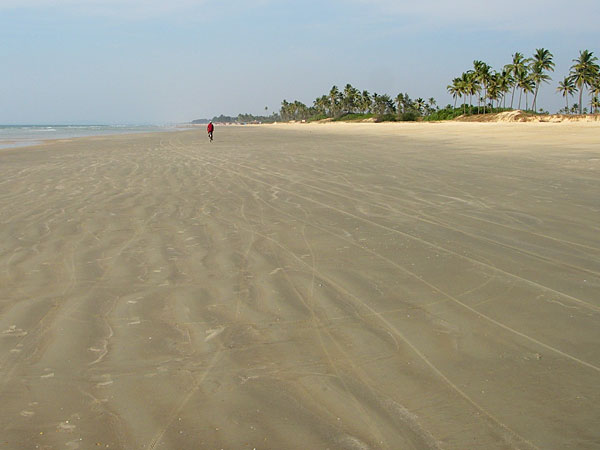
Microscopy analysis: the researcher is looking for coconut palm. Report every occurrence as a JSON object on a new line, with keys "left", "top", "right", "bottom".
{"left": 505, "top": 52, "right": 530, "bottom": 109}
{"left": 313, "top": 95, "right": 329, "bottom": 116}
{"left": 590, "top": 81, "right": 600, "bottom": 113}
{"left": 486, "top": 72, "right": 501, "bottom": 109}
{"left": 497, "top": 69, "right": 514, "bottom": 108}
{"left": 473, "top": 60, "right": 492, "bottom": 113}
{"left": 592, "top": 96, "right": 600, "bottom": 114}
{"left": 460, "top": 71, "right": 479, "bottom": 112}
{"left": 447, "top": 78, "right": 462, "bottom": 109}
{"left": 523, "top": 77, "right": 535, "bottom": 110}
{"left": 413, "top": 98, "right": 426, "bottom": 115}
{"left": 530, "top": 65, "right": 552, "bottom": 112}
{"left": 342, "top": 83, "right": 359, "bottom": 114}
{"left": 360, "top": 90, "right": 372, "bottom": 114}
{"left": 372, "top": 94, "right": 395, "bottom": 116}
{"left": 569, "top": 50, "right": 600, "bottom": 114}
{"left": 395, "top": 93, "right": 405, "bottom": 114}
{"left": 514, "top": 66, "right": 532, "bottom": 110}
{"left": 557, "top": 77, "right": 576, "bottom": 112}
{"left": 530, "top": 48, "right": 555, "bottom": 112}
{"left": 328, "top": 85, "right": 342, "bottom": 117}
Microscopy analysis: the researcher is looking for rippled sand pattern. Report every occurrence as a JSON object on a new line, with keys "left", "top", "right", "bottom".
{"left": 0, "top": 124, "right": 599, "bottom": 449}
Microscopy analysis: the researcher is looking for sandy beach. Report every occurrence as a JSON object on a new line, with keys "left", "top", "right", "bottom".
{"left": 1, "top": 122, "right": 599, "bottom": 449}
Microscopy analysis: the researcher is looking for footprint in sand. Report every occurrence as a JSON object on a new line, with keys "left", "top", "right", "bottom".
{"left": 2, "top": 325, "right": 28, "bottom": 337}
{"left": 41, "top": 369, "right": 55, "bottom": 378}
{"left": 95, "top": 374, "right": 113, "bottom": 387}
{"left": 205, "top": 327, "right": 225, "bottom": 342}
{"left": 57, "top": 420, "right": 76, "bottom": 432}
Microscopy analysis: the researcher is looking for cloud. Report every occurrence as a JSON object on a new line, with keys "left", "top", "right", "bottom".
{"left": 350, "top": 0, "right": 600, "bottom": 32}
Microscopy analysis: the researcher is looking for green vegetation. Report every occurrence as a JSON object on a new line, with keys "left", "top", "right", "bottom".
{"left": 279, "top": 84, "right": 439, "bottom": 122}
{"left": 196, "top": 49, "right": 600, "bottom": 124}
{"left": 448, "top": 48, "right": 600, "bottom": 115}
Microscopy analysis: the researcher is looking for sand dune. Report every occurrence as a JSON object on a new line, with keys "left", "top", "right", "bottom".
{"left": 1, "top": 123, "right": 599, "bottom": 449}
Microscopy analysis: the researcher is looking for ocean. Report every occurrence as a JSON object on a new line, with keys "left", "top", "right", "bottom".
{"left": 0, "top": 124, "right": 180, "bottom": 149}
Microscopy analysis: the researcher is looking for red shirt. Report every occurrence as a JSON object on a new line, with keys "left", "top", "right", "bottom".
{"left": 207, "top": 123, "right": 214, "bottom": 132}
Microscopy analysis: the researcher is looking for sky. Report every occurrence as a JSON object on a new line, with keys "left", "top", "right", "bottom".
{"left": 1, "top": 0, "right": 599, "bottom": 124}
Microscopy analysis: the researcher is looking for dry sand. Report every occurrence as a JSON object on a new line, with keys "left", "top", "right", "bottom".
{"left": 1, "top": 122, "right": 599, "bottom": 449}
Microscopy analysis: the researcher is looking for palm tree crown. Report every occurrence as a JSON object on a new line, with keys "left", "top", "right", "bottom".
{"left": 569, "top": 50, "right": 600, "bottom": 114}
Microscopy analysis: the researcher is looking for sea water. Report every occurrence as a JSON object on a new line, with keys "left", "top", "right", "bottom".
{"left": 0, "top": 124, "right": 179, "bottom": 149}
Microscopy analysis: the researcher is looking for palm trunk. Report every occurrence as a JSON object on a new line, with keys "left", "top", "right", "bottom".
{"left": 483, "top": 87, "right": 486, "bottom": 114}
{"left": 518, "top": 89, "right": 522, "bottom": 109}
{"left": 510, "top": 86, "right": 516, "bottom": 109}
{"left": 579, "top": 87, "right": 583, "bottom": 114}
{"left": 532, "top": 84, "right": 539, "bottom": 112}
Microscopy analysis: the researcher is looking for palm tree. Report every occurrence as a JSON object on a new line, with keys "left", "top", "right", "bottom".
{"left": 569, "top": 50, "right": 600, "bottom": 114}
{"left": 460, "top": 71, "right": 479, "bottom": 113}
{"left": 342, "top": 83, "right": 359, "bottom": 114}
{"left": 395, "top": 93, "right": 405, "bottom": 114}
{"left": 427, "top": 97, "right": 437, "bottom": 113}
{"left": 313, "top": 95, "right": 329, "bottom": 116}
{"left": 487, "top": 72, "right": 500, "bottom": 109}
{"left": 473, "top": 60, "right": 492, "bottom": 113}
{"left": 592, "top": 96, "right": 600, "bottom": 114}
{"left": 505, "top": 52, "right": 530, "bottom": 109}
{"left": 328, "top": 85, "right": 342, "bottom": 117}
{"left": 372, "top": 94, "right": 395, "bottom": 116}
{"left": 590, "top": 80, "right": 600, "bottom": 113}
{"left": 523, "top": 77, "right": 535, "bottom": 110}
{"left": 360, "top": 90, "right": 372, "bottom": 114}
{"left": 447, "top": 78, "right": 461, "bottom": 109}
{"left": 413, "top": 98, "right": 426, "bottom": 115}
{"left": 514, "top": 66, "right": 532, "bottom": 110}
{"left": 557, "top": 77, "right": 576, "bottom": 112}
{"left": 531, "top": 48, "right": 555, "bottom": 112}
{"left": 497, "top": 69, "right": 514, "bottom": 108}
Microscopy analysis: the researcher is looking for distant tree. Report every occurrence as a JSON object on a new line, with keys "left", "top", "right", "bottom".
{"left": 342, "top": 83, "right": 360, "bottom": 114}
{"left": 590, "top": 80, "right": 600, "bottom": 113}
{"left": 372, "top": 94, "right": 395, "bottom": 116}
{"left": 447, "top": 78, "right": 461, "bottom": 109}
{"left": 427, "top": 97, "right": 437, "bottom": 113}
{"left": 515, "top": 67, "right": 533, "bottom": 109}
{"left": 530, "top": 48, "right": 555, "bottom": 112}
{"left": 592, "top": 96, "right": 600, "bottom": 114}
{"left": 497, "top": 69, "right": 514, "bottom": 108}
{"left": 569, "top": 50, "right": 600, "bottom": 114}
{"left": 557, "top": 76, "right": 576, "bottom": 113}
{"left": 505, "top": 52, "right": 530, "bottom": 108}
{"left": 461, "top": 71, "right": 479, "bottom": 111}
{"left": 328, "top": 85, "right": 342, "bottom": 117}
{"left": 413, "top": 98, "right": 426, "bottom": 115}
{"left": 360, "top": 90, "right": 372, "bottom": 113}
{"left": 473, "top": 60, "right": 492, "bottom": 113}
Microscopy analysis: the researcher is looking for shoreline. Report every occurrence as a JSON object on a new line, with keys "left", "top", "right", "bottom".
{"left": 0, "top": 124, "right": 184, "bottom": 152}
{"left": 2, "top": 118, "right": 599, "bottom": 155}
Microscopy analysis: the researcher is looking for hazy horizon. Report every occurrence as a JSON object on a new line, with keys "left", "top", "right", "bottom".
{"left": 2, "top": 0, "right": 599, "bottom": 124}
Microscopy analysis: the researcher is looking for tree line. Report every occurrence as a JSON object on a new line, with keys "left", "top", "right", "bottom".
{"left": 194, "top": 49, "right": 599, "bottom": 124}
{"left": 280, "top": 85, "right": 439, "bottom": 122}
{"left": 447, "top": 49, "right": 600, "bottom": 115}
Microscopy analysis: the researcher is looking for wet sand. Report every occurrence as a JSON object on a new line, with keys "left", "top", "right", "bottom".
{"left": 1, "top": 123, "right": 599, "bottom": 449}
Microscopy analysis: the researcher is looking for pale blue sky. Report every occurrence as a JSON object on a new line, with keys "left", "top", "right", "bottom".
{"left": 1, "top": 0, "right": 598, "bottom": 123}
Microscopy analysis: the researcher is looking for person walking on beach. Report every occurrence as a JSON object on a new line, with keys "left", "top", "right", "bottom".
{"left": 207, "top": 121, "right": 214, "bottom": 142}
